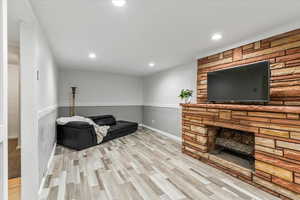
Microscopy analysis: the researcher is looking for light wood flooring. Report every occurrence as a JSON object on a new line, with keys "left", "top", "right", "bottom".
{"left": 39, "top": 128, "right": 279, "bottom": 200}
{"left": 8, "top": 177, "right": 21, "bottom": 200}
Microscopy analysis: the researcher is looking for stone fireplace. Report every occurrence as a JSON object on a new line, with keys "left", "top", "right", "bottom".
{"left": 182, "top": 28, "right": 300, "bottom": 200}
{"left": 181, "top": 104, "right": 300, "bottom": 200}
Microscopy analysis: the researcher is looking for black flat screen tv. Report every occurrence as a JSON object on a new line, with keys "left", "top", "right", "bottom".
{"left": 207, "top": 61, "right": 270, "bottom": 103}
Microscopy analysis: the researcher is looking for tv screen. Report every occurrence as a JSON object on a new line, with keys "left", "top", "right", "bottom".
{"left": 207, "top": 61, "right": 270, "bottom": 103}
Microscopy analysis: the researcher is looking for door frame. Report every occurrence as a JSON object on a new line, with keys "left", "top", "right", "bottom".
{"left": 0, "top": 0, "right": 8, "bottom": 199}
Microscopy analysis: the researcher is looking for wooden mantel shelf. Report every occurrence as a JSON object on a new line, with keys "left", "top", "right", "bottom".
{"left": 180, "top": 103, "right": 300, "bottom": 114}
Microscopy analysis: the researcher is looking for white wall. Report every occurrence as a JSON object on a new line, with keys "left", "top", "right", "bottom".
{"left": 142, "top": 62, "right": 197, "bottom": 137}
{"left": 20, "top": 20, "right": 39, "bottom": 200}
{"left": 8, "top": 64, "right": 19, "bottom": 139}
{"left": 36, "top": 31, "right": 58, "bottom": 112}
{"left": 34, "top": 18, "right": 58, "bottom": 186}
{"left": 8, "top": 46, "right": 20, "bottom": 139}
{"left": 19, "top": 2, "right": 58, "bottom": 199}
{"left": 143, "top": 61, "right": 197, "bottom": 107}
{"left": 58, "top": 69, "right": 143, "bottom": 107}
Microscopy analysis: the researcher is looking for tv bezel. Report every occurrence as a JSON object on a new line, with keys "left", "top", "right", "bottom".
{"left": 207, "top": 60, "right": 270, "bottom": 103}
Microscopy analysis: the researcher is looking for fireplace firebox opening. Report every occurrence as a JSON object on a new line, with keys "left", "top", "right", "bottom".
{"left": 208, "top": 127, "right": 255, "bottom": 170}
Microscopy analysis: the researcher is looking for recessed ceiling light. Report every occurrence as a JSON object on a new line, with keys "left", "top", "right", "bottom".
{"left": 148, "top": 62, "right": 155, "bottom": 67}
{"left": 211, "top": 33, "right": 222, "bottom": 41}
{"left": 89, "top": 53, "right": 96, "bottom": 59}
{"left": 112, "top": 0, "right": 126, "bottom": 7}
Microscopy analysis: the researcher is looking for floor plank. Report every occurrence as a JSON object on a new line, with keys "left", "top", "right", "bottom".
{"left": 8, "top": 177, "right": 21, "bottom": 200}
{"left": 39, "top": 128, "right": 280, "bottom": 200}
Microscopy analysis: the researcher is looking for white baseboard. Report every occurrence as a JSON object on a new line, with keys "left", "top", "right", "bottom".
{"left": 141, "top": 124, "right": 181, "bottom": 142}
{"left": 38, "top": 143, "right": 56, "bottom": 194}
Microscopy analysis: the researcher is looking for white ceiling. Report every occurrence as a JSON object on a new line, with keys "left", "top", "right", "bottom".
{"left": 8, "top": 0, "right": 300, "bottom": 76}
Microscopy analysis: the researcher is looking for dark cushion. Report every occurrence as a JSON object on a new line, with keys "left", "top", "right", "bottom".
{"left": 102, "top": 120, "right": 138, "bottom": 143}
{"left": 57, "top": 122, "right": 97, "bottom": 150}
{"left": 108, "top": 120, "right": 138, "bottom": 135}
{"left": 89, "top": 115, "right": 116, "bottom": 126}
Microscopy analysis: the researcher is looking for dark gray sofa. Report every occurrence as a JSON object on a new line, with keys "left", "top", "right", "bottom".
{"left": 57, "top": 115, "right": 138, "bottom": 150}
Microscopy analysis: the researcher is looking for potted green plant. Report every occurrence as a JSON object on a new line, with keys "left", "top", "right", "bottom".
{"left": 179, "top": 89, "right": 193, "bottom": 103}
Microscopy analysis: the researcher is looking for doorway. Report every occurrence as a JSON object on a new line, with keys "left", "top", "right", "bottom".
{"left": 7, "top": 45, "right": 21, "bottom": 200}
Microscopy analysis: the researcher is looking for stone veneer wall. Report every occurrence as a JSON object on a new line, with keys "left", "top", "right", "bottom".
{"left": 182, "top": 104, "right": 300, "bottom": 200}
{"left": 183, "top": 28, "right": 300, "bottom": 200}
{"left": 197, "top": 29, "right": 300, "bottom": 106}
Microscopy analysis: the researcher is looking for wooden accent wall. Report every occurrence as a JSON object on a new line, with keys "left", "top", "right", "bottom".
{"left": 197, "top": 29, "right": 300, "bottom": 106}
{"left": 182, "top": 104, "right": 300, "bottom": 200}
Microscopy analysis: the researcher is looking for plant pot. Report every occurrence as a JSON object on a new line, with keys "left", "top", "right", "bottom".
{"left": 184, "top": 96, "right": 192, "bottom": 104}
